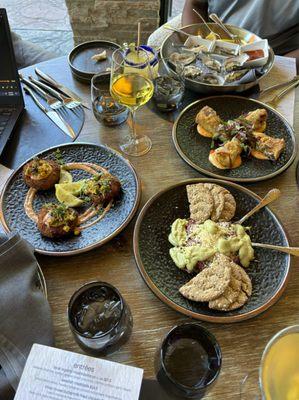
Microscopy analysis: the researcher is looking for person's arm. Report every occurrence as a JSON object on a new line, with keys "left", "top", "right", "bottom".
{"left": 182, "top": 0, "right": 209, "bottom": 26}
{"left": 284, "top": 49, "right": 299, "bottom": 72}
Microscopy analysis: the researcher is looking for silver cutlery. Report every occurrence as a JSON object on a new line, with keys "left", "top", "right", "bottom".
{"left": 164, "top": 24, "right": 194, "bottom": 38}
{"left": 259, "top": 76, "right": 299, "bottom": 98}
{"left": 35, "top": 68, "right": 90, "bottom": 110}
{"left": 23, "top": 85, "right": 76, "bottom": 139}
{"left": 192, "top": 9, "right": 221, "bottom": 39}
{"left": 209, "top": 13, "right": 242, "bottom": 44}
{"left": 19, "top": 74, "right": 62, "bottom": 110}
{"left": 266, "top": 79, "right": 299, "bottom": 108}
{"left": 28, "top": 76, "right": 81, "bottom": 110}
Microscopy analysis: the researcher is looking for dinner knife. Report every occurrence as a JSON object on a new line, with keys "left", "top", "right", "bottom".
{"left": 34, "top": 68, "right": 91, "bottom": 110}
{"left": 23, "top": 85, "right": 76, "bottom": 139}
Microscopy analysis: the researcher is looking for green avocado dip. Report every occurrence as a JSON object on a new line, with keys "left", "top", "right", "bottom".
{"left": 169, "top": 219, "right": 254, "bottom": 272}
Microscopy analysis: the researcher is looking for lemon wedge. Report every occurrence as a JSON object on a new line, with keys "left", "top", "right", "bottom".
{"left": 55, "top": 185, "right": 84, "bottom": 207}
{"left": 59, "top": 168, "right": 73, "bottom": 184}
{"left": 57, "top": 180, "right": 85, "bottom": 195}
{"left": 205, "top": 32, "right": 218, "bottom": 41}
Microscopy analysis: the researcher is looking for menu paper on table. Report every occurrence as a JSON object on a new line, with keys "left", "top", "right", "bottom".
{"left": 14, "top": 344, "right": 144, "bottom": 400}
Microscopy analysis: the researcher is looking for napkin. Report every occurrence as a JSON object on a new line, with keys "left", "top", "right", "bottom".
{"left": 0, "top": 232, "right": 54, "bottom": 398}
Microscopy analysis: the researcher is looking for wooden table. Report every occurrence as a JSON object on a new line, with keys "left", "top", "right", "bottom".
{"left": 9, "top": 57, "right": 299, "bottom": 398}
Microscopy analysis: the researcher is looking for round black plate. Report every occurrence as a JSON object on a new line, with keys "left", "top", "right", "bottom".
{"left": 133, "top": 179, "right": 290, "bottom": 323}
{"left": 173, "top": 96, "right": 296, "bottom": 182}
{"left": 0, "top": 143, "right": 141, "bottom": 256}
{"left": 68, "top": 40, "right": 120, "bottom": 83}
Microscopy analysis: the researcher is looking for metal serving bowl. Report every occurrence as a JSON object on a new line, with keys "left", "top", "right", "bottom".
{"left": 161, "top": 23, "right": 274, "bottom": 94}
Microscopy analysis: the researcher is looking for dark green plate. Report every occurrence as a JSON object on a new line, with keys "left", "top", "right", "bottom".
{"left": 173, "top": 96, "right": 296, "bottom": 182}
{"left": 133, "top": 179, "right": 290, "bottom": 323}
{"left": 0, "top": 143, "right": 141, "bottom": 256}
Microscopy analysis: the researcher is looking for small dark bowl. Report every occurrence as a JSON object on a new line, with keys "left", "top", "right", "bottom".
{"left": 68, "top": 40, "right": 120, "bottom": 83}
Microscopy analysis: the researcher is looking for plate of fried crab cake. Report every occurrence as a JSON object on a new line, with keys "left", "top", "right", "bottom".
{"left": 133, "top": 179, "right": 291, "bottom": 323}
{"left": 172, "top": 96, "right": 296, "bottom": 182}
{"left": 0, "top": 143, "right": 141, "bottom": 255}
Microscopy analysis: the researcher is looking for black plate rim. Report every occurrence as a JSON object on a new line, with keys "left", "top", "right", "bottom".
{"left": 133, "top": 178, "right": 291, "bottom": 323}
{"left": 68, "top": 39, "right": 120, "bottom": 77}
{"left": 0, "top": 142, "right": 141, "bottom": 256}
{"left": 172, "top": 95, "right": 297, "bottom": 182}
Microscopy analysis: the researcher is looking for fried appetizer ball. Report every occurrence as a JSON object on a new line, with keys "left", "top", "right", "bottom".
{"left": 23, "top": 158, "right": 60, "bottom": 190}
{"left": 251, "top": 132, "right": 285, "bottom": 160}
{"left": 37, "top": 203, "right": 79, "bottom": 238}
{"left": 82, "top": 173, "right": 121, "bottom": 205}
{"left": 209, "top": 139, "right": 242, "bottom": 169}
{"left": 245, "top": 109, "right": 267, "bottom": 132}
{"left": 195, "top": 106, "right": 221, "bottom": 138}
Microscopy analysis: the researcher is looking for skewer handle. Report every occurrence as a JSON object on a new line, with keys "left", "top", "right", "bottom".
{"left": 252, "top": 243, "right": 299, "bottom": 256}
{"left": 238, "top": 189, "right": 281, "bottom": 224}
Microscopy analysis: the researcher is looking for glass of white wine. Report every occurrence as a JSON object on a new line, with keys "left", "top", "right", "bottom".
{"left": 240, "top": 325, "right": 299, "bottom": 399}
{"left": 110, "top": 47, "right": 154, "bottom": 156}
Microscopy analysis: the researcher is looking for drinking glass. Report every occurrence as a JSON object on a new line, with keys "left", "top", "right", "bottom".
{"left": 110, "top": 47, "right": 154, "bottom": 156}
{"left": 240, "top": 325, "right": 299, "bottom": 399}
{"left": 153, "top": 61, "right": 185, "bottom": 112}
{"left": 91, "top": 72, "right": 128, "bottom": 126}
{"left": 68, "top": 281, "right": 133, "bottom": 356}
{"left": 154, "top": 323, "right": 222, "bottom": 399}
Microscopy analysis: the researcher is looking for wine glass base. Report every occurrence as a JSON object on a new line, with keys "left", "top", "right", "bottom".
{"left": 120, "top": 135, "right": 152, "bottom": 157}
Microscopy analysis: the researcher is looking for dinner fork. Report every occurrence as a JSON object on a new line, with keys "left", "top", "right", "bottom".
{"left": 209, "top": 13, "right": 242, "bottom": 44}
{"left": 19, "top": 74, "right": 62, "bottom": 110}
{"left": 258, "top": 76, "right": 299, "bottom": 98}
{"left": 265, "top": 79, "right": 299, "bottom": 108}
{"left": 28, "top": 76, "right": 82, "bottom": 110}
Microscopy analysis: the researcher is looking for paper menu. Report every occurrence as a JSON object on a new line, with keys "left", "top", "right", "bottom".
{"left": 14, "top": 344, "right": 144, "bottom": 400}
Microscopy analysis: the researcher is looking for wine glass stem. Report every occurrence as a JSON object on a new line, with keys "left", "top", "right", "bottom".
{"left": 130, "top": 109, "right": 137, "bottom": 140}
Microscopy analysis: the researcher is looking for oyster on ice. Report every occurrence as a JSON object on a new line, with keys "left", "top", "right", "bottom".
{"left": 224, "top": 69, "right": 249, "bottom": 83}
{"left": 184, "top": 65, "right": 203, "bottom": 79}
{"left": 199, "top": 74, "right": 223, "bottom": 85}
{"left": 200, "top": 55, "right": 222, "bottom": 72}
{"left": 224, "top": 54, "right": 249, "bottom": 72}
{"left": 185, "top": 44, "right": 209, "bottom": 54}
{"left": 169, "top": 52, "right": 196, "bottom": 66}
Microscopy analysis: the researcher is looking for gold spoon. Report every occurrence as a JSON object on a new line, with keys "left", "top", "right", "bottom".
{"left": 237, "top": 188, "right": 281, "bottom": 224}
{"left": 192, "top": 9, "right": 221, "bottom": 40}
{"left": 252, "top": 243, "right": 299, "bottom": 257}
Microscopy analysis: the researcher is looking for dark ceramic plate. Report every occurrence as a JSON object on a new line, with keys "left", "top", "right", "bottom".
{"left": 133, "top": 179, "right": 290, "bottom": 323}
{"left": 173, "top": 96, "right": 296, "bottom": 182}
{"left": 0, "top": 143, "right": 141, "bottom": 256}
{"left": 68, "top": 40, "right": 120, "bottom": 83}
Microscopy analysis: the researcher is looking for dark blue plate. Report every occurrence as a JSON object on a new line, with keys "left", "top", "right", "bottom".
{"left": 0, "top": 142, "right": 141, "bottom": 256}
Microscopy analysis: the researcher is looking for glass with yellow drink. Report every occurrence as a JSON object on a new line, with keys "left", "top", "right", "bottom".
{"left": 110, "top": 47, "right": 154, "bottom": 156}
{"left": 260, "top": 325, "right": 299, "bottom": 400}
